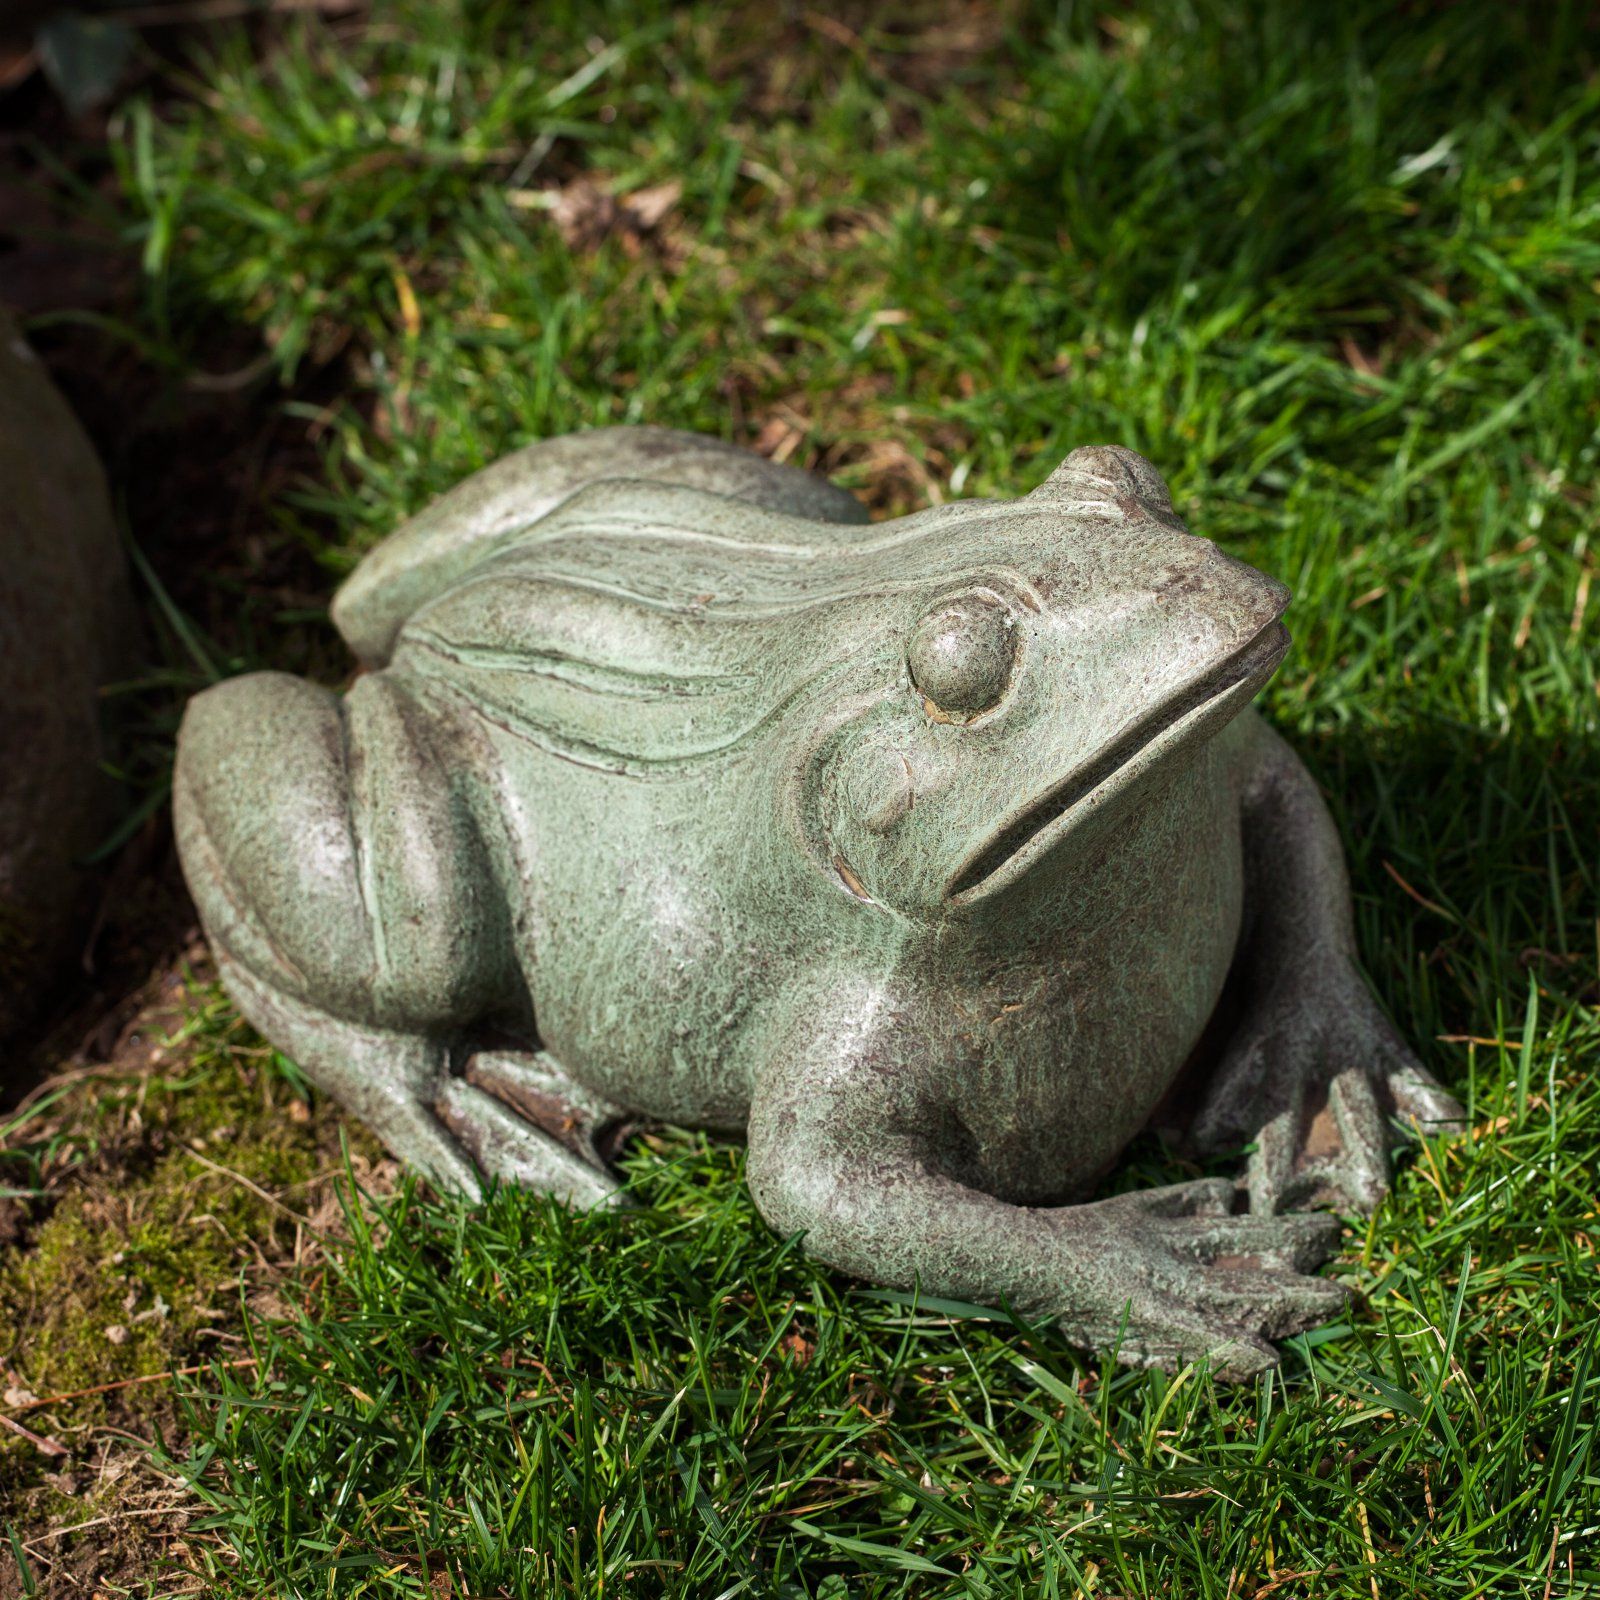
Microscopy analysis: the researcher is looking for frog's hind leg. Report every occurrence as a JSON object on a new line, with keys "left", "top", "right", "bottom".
{"left": 216, "top": 958, "right": 623, "bottom": 1208}
{"left": 210, "top": 942, "right": 483, "bottom": 1197}
{"left": 458, "top": 1050, "right": 629, "bottom": 1172}
{"left": 174, "top": 668, "right": 623, "bottom": 1209}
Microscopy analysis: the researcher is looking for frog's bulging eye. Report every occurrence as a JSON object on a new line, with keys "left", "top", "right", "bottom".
{"left": 907, "top": 592, "right": 1017, "bottom": 722}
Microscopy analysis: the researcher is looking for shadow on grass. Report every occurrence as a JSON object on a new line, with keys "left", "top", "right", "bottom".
{"left": 1304, "top": 717, "right": 1599, "bottom": 1046}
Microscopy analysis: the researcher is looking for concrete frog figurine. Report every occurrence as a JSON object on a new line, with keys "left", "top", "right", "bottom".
{"left": 174, "top": 427, "right": 1463, "bottom": 1376}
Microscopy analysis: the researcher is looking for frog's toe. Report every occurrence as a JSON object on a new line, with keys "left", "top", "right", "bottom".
{"left": 464, "top": 1050, "right": 627, "bottom": 1169}
{"left": 1104, "top": 1179, "right": 1342, "bottom": 1269}
{"left": 1207, "top": 1334, "right": 1282, "bottom": 1382}
{"left": 1326, "top": 1069, "right": 1394, "bottom": 1210}
{"left": 1193, "top": 1264, "right": 1350, "bottom": 1342}
{"left": 1136, "top": 1176, "right": 1239, "bottom": 1219}
{"left": 1384, "top": 1058, "right": 1467, "bottom": 1137}
{"left": 1113, "top": 1320, "right": 1278, "bottom": 1380}
{"left": 1098, "top": 1294, "right": 1284, "bottom": 1381}
{"left": 370, "top": 1096, "right": 484, "bottom": 1202}
{"left": 1161, "top": 1204, "right": 1344, "bottom": 1275}
{"left": 435, "top": 1080, "right": 627, "bottom": 1210}
{"left": 1247, "top": 1074, "right": 1391, "bottom": 1218}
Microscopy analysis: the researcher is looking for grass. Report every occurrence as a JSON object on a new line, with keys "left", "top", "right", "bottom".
{"left": 5, "top": 0, "right": 1599, "bottom": 1592}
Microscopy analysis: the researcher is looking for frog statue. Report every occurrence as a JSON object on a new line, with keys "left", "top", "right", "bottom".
{"left": 174, "top": 427, "right": 1463, "bottom": 1376}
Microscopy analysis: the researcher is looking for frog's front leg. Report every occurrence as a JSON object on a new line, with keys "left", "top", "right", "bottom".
{"left": 174, "top": 669, "right": 621, "bottom": 1208}
{"left": 1192, "top": 712, "right": 1465, "bottom": 1214}
{"left": 746, "top": 1002, "right": 1347, "bottom": 1377}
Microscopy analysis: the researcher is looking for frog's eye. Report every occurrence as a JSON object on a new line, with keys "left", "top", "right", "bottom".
{"left": 907, "top": 592, "right": 1017, "bottom": 722}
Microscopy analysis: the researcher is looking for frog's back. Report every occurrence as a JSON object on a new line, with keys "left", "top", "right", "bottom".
{"left": 355, "top": 462, "right": 1020, "bottom": 779}
{"left": 331, "top": 426, "right": 868, "bottom": 668}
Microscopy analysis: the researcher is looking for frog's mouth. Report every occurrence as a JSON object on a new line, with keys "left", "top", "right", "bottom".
{"left": 947, "top": 620, "right": 1290, "bottom": 903}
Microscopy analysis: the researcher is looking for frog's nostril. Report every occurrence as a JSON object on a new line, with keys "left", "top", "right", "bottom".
{"left": 1154, "top": 572, "right": 1195, "bottom": 602}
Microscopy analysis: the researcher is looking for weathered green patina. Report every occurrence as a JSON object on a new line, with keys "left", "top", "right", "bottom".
{"left": 173, "top": 428, "right": 1463, "bottom": 1376}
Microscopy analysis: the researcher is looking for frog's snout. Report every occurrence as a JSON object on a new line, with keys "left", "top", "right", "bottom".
{"left": 1152, "top": 543, "right": 1289, "bottom": 642}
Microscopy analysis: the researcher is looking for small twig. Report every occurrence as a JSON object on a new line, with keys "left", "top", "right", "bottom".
{"left": 185, "top": 351, "right": 278, "bottom": 394}
{"left": 24, "top": 1505, "right": 188, "bottom": 1548}
{"left": 0, "top": 1413, "right": 68, "bottom": 1457}
{"left": 8, "top": 1357, "right": 258, "bottom": 1415}
{"left": 1382, "top": 861, "right": 1454, "bottom": 921}
{"left": 1254, "top": 1572, "right": 1323, "bottom": 1599}
{"left": 182, "top": 1143, "right": 326, "bottom": 1237}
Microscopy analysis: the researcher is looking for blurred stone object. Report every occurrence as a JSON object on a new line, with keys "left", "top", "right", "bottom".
{"left": 0, "top": 308, "right": 135, "bottom": 1046}
{"left": 0, "top": 5, "right": 134, "bottom": 112}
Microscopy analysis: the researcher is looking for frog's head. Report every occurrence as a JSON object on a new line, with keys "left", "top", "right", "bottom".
{"left": 800, "top": 445, "right": 1290, "bottom": 916}
{"left": 353, "top": 441, "right": 1286, "bottom": 922}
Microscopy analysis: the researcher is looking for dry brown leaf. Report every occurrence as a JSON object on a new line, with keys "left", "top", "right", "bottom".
{"left": 550, "top": 175, "right": 682, "bottom": 252}
{"left": 779, "top": 1329, "right": 816, "bottom": 1367}
{"left": 754, "top": 414, "right": 805, "bottom": 464}
{"left": 1340, "top": 336, "right": 1385, "bottom": 378}
{"left": 624, "top": 180, "right": 682, "bottom": 231}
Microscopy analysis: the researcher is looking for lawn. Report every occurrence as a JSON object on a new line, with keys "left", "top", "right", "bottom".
{"left": 2, "top": 0, "right": 1598, "bottom": 1594}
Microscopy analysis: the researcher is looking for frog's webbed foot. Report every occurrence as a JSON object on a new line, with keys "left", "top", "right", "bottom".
{"left": 1191, "top": 965, "right": 1466, "bottom": 1216}
{"left": 213, "top": 953, "right": 623, "bottom": 1209}
{"left": 460, "top": 1049, "right": 629, "bottom": 1173}
{"left": 1061, "top": 1180, "right": 1347, "bottom": 1378}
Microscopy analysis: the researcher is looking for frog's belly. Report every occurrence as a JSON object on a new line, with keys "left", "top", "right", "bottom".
{"left": 939, "top": 772, "right": 1245, "bottom": 1204}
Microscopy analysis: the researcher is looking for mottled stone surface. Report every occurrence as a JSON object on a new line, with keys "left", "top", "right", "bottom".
{"left": 0, "top": 310, "right": 134, "bottom": 1045}
{"left": 174, "top": 426, "right": 1464, "bottom": 1376}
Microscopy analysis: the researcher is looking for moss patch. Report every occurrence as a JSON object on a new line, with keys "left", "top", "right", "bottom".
{"left": 0, "top": 958, "right": 388, "bottom": 1590}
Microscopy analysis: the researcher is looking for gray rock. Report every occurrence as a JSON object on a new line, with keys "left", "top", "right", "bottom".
{"left": 0, "top": 310, "right": 135, "bottom": 1044}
